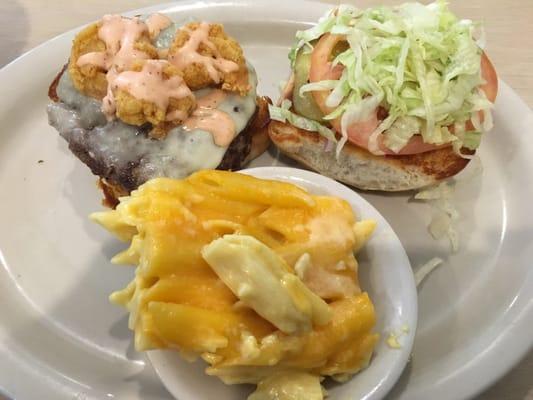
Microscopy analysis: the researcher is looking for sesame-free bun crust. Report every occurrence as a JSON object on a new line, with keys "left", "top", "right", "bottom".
{"left": 268, "top": 120, "right": 471, "bottom": 191}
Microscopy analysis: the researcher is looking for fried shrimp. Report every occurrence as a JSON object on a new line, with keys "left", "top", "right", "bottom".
{"left": 113, "top": 60, "right": 195, "bottom": 132}
{"left": 168, "top": 22, "right": 249, "bottom": 95}
{"left": 68, "top": 17, "right": 158, "bottom": 100}
{"left": 68, "top": 23, "right": 108, "bottom": 99}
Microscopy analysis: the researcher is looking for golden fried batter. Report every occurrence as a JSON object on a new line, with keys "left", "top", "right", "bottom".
{"left": 68, "top": 20, "right": 158, "bottom": 100}
{"left": 68, "top": 23, "right": 108, "bottom": 99}
{"left": 168, "top": 22, "right": 249, "bottom": 95}
{"left": 114, "top": 61, "right": 195, "bottom": 136}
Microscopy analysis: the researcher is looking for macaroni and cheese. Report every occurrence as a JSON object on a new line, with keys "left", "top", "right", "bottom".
{"left": 91, "top": 170, "right": 378, "bottom": 399}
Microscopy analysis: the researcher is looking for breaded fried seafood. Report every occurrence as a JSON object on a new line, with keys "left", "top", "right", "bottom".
{"left": 69, "top": 15, "right": 159, "bottom": 100}
{"left": 112, "top": 60, "right": 196, "bottom": 129}
{"left": 169, "top": 22, "right": 249, "bottom": 94}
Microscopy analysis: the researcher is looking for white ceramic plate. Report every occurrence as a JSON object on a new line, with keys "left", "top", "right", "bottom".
{"left": 148, "top": 167, "right": 417, "bottom": 400}
{"left": 0, "top": 1, "right": 532, "bottom": 400}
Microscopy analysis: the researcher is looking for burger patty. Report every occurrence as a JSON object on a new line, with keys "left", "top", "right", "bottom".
{"left": 48, "top": 66, "right": 270, "bottom": 198}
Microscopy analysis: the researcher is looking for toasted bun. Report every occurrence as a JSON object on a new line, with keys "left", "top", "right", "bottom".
{"left": 268, "top": 120, "right": 471, "bottom": 191}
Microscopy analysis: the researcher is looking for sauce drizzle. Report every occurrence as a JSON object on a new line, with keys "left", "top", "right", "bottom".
{"left": 196, "top": 89, "right": 227, "bottom": 109}
{"left": 77, "top": 15, "right": 155, "bottom": 118}
{"left": 169, "top": 22, "right": 239, "bottom": 83}
{"left": 183, "top": 90, "right": 236, "bottom": 147}
{"left": 112, "top": 60, "right": 192, "bottom": 119}
{"left": 74, "top": 14, "right": 244, "bottom": 145}
{"left": 77, "top": 15, "right": 150, "bottom": 71}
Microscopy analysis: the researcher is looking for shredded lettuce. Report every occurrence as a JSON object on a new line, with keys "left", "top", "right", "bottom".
{"left": 415, "top": 257, "right": 444, "bottom": 286}
{"left": 415, "top": 181, "right": 459, "bottom": 252}
{"left": 299, "top": 80, "right": 339, "bottom": 97}
{"left": 383, "top": 116, "right": 421, "bottom": 152}
{"left": 339, "top": 94, "right": 382, "bottom": 156}
{"left": 413, "top": 156, "right": 483, "bottom": 252}
{"left": 269, "top": 100, "right": 338, "bottom": 143}
{"left": 415, "top": 181, "right": 454, "bottom": 200}
{"left": 288, "top": 0, "right": 493, "bottom": 153}
{"left": 462, "top": 131, "right": 482, "bottom": 150}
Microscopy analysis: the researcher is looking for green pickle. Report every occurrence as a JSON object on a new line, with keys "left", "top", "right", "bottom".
{"left": 292, "top": 51, "right": 325, "bottom": 122}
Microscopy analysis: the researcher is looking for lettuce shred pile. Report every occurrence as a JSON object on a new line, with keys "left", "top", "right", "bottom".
{"left": 415, "top": 257, "right": 444, "bottom": 286}
{"left": 415, "top": 181, "right": 459, "bottom": 252}
{"left": 269, "top": 1, "right": 493, "bottom": 155}
{"left": 269, "top": 99, "right": 337, "bottom": 142}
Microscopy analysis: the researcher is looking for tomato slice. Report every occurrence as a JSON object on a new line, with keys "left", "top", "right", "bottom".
{"left": 480, "top": 52, "right": 498, "bottom": 103}
{"left": 328, "top": 114, "right": 445, "bottom": 155}
{"left": 308, "top": 33, "right": 498, "bottom": 155}
{"left": 309, "top": 33, "right": 345, "bottom": 115}
{"left": 277, "top": 72, "right": 295, "bottom": 106}
{"left": 455, "top": 53, "right": 498, "bottom": 132}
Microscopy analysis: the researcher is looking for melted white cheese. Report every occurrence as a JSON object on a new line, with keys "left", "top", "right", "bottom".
{"left": 154, "top": 22, "right": 182, "bottom": 49}
{"left": 48, "top": 60, "right": 257, "bottom": 185}
{"left": 55, "top": 70, "right": 107, "bottom": 129}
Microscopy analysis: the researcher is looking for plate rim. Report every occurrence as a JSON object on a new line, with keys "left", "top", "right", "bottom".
{"left": 0, "top": 1, "right": 531, "bottom": 400}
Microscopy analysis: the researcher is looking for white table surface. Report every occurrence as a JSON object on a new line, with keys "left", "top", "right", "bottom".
{"left": 0, "top": 1, "right": 531, "bottom": 400}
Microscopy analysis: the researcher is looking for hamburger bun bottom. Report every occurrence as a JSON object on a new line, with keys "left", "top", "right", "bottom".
{"left": 268, "top": 119, "right": 471, "bottom": 192}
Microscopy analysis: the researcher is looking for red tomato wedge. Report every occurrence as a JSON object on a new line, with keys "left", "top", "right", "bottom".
{"left": 309, "top": 34, "right": 345, "bottom": 115}
{"left": 308, "top": 33, "right": 498, "bottom": 155}
{"left": 480, "top": 52, "right": 498, "bottom": 103}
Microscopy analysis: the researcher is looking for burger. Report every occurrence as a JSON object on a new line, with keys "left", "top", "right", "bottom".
{"left": 268, "top": 1, "right": 498, "bottom": 191}
{"left": 47, "top": 14, "right": 270, "bottom": 206}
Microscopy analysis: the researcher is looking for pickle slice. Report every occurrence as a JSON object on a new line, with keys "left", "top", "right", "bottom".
{"left": 292, "top": 51, "right": 325, "bottom": 122}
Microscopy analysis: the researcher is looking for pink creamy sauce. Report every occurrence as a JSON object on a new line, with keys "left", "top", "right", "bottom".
{"left": 196, "top": 89, "right": 227, "bottom": 108}
{"left": 145, "top": 13, "right": 172, "bottom": 38}
{"left": 112, "top": 60, "right": 192, "bottom": 121}
{"left": 169, "top": 22, "right": 239, "bottom": 83}
{"left": 183, "top": 89, "right": 236, "bottom": 146}
{"left": 74, "top": 14, "right": 244, "bottom": 146}
{"left": 77, "top": 15, "right": 153, "bottom": 117}
{"left": 77, "top": 15, "right": 149, "bottom": 71}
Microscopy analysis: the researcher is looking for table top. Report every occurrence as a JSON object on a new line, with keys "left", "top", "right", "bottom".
{"left": 0, "top": 1, "right": 531, "bottom": 400}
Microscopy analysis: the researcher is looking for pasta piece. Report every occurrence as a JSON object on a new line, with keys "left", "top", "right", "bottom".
{"left": 277, "top": 294, "right": 377, "bottom": 370}
{"left": 148, "top": 302, "right": 231, "bottom": 353}
{"left": 141, "top": 230, "right": 214, "bottom": 277}
{"left": 202, "top": 235, "right": 332, "bottom": 334}
{"left": 353, "top": 220, "right": 377, "bottom": 253}
{"left": 111, "top": 233, "right": 143, "bottom": 265}
{"left": 188, "top": 170, "right": 315, "bottom": 208}
{"left": 91, "top": 210, "right": 137, "bottom": 241}
{"left": 248, "top": 372, "right": 323, "bottom": 400}
{"left": 144, "top": 275, "right": 237, "bottom": 312}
